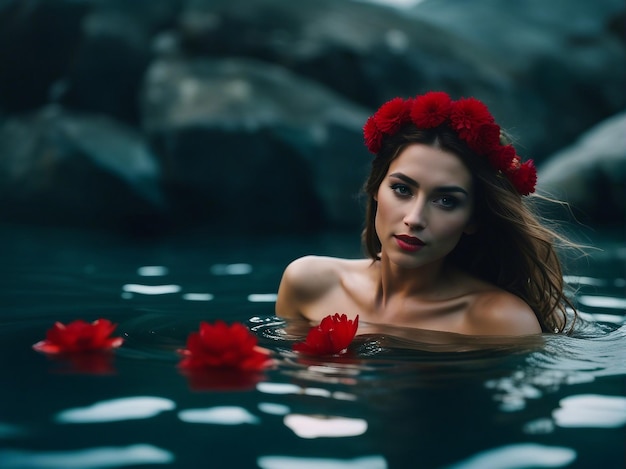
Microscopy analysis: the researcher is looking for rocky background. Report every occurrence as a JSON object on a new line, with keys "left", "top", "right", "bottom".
{"left": 0, "top": 0, "right": 624, "bottom": 236}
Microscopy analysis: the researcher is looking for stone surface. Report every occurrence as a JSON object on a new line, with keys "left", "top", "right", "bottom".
{"left": 0, "top": 106, "right": 166, "bottom": 234}
{"left": 141, "top": 57, "right": 370, "bottom": 231}
{"left": 0, "top": 0, "right": 623, "bottom": 233}
{"left": 537, "top": 112, "right": 626, "bottom": 227}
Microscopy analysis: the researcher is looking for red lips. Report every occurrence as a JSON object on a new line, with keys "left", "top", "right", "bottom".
{"left": 394, "top": 234, "right": 425, "bottom": 252}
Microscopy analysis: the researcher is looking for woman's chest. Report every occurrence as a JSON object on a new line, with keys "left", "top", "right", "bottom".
{"left": 305, "top": 280, "right": 475, "bottom": 334}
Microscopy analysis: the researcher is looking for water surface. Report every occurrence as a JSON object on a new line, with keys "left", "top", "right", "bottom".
{"left": 0, "top": 224, "right": 624, "bottom": 469}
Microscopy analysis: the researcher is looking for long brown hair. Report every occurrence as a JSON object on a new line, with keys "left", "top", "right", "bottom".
{"left": 362, "top": 124, "right": 578, "bottom": 334}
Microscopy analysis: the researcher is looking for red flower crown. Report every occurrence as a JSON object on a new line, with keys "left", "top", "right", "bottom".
{"left": 363, "top": 91, "right": 537, "bottom": 195}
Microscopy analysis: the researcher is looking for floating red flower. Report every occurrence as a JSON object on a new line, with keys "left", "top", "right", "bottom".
{"left": 32, "top": 319, "right": 124, "bottom": 354}
{"left": 293, "top": 313, "right": 359, "bottom": 356}
{"left": 374, "top": 97, "right": 411, "bottom": 134}
{"left": 178, "top": 321, "right": 271, "bottom": 371}
{"left": 410, "top": 91, "right": 452, "bottom": 128}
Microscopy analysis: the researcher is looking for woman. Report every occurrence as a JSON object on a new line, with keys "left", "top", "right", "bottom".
{"left": 276, "top": 91, "right": 577, "bottom": 336}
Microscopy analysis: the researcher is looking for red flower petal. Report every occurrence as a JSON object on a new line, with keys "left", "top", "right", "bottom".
{"left": 508, "top": 160, "right": 537, "bottom": 195}
{"left": 374, "top": 97, "right": 411, "bottom": 134}
{"left": 293, "top": 314, "right": 359, "bottom": 356}
{"left": 410, "top": 91, "right": 452, "bottom": 128}
{"left": 32, "top": 340, "right": 62, "bottom": 354}
{"left": 449, "top": 97, "right": 495, "bottom": 141}
{"left": 465, "top": 122, "right": 501, "bottom": 155}
{"left": 178, "top": 321, "right": 271, "bottom": 371}
{"left": 487, "top": 144, "right": 517, "bottom": 173}
{"left": 33, "top": 319, "right": 124, "bottom": 354}
{"left": 363, "top": 115, "right": 384, "bottom": 154}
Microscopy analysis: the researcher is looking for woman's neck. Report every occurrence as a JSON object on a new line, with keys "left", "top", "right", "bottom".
{"left": 375, "top": 253, "right": 448, "bottom": 307}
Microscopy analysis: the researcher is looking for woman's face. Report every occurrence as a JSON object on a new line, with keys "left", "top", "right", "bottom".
{"left": 374, "top": 143, "right": 476, "bottom": 269}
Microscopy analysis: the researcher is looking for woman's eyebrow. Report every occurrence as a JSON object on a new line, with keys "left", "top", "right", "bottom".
{"left": 389, "top": 172, "right": 418, "bottom": 187}
{"left": 433, "top": 186, "right": 469, "bottom": 195}
{"left": 389, "top": 172, "right": 469, "bottom": 195}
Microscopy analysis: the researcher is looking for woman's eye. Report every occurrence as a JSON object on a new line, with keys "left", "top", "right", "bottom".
{"left": 390, "top": 184, "right": 411, "bottom": 197}
{"left": 435, "top": 196, "right": 459, "bottom": 209}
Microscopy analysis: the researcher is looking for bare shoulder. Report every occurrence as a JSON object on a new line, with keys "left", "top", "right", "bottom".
{"left": 465, "top": 289, "right": 542, "bottom": 336}
{"left": 275, "top": 256, "right": 366, "bottom": 319}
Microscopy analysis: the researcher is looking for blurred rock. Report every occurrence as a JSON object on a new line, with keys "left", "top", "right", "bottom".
{"left": 412, "top": 0, "right": 626, "bottom": 159}
{"left": 55, "top": 7, "right": 152, "bottom": 124}
{"left": 0, "top": 0, "right": 89, "bottom": 112}
{"left": 0, "top": 0, "right": 624, "bottom": 233}
{"left": 141, "top": 57, "right": 371, "bottom": 232}
{"left": 178, "top": 0, "right": 626, "bottom": 161}
{"left": 57, "top": 0, "right": 184, "bottom": 124}
{"left": 537, "top": 112, "right": 626, "bottom": 227}
{"left": 0, "top": 106, "right": 167, "bottom": 234}
{"left": 178, "top": 0, "right": 503, "bottom": 107}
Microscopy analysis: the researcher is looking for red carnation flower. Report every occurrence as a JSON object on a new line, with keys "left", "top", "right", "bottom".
{"left": 178, "top": 321, "right": 271, "bottom": 371}
{"left": 508, "top": 160, "right": 537, "bottom": 195}
{"left": 374, "top": 97, "right": 411, "bottom": 134}
{"left": 32, "top": 319, "right": 124, "bottom": 354}
{"left": 450, "top": 97, "right": 495, "bottom": 141}
{"left": 363, "top": 115, "right": 384, "bottom": 154}
{"left": 293, "top": 313, "right": 359, "bottom": 356}
{"left": 487, "top": 144, "right": 517, "bottom": 173}
{"left": 410, "top": 91, "right": 452, "bottom": 128}
{"left": 465, "top": 122, "right": 501, "bottom": 155}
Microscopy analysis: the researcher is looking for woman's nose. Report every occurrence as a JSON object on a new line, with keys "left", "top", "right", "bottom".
{"left": 403, "top": 199, "right": 428, "bottom": 230}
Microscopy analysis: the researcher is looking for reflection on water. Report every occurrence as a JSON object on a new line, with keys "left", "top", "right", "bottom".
{"left": 258, "top": 454, "right": 388, "bottom": 469}
{"left": 178, "top": 406, "right": 260, "bottom": 425}
{"left": 283, "top": 414, "right": 368, "bottom": 439}
{"left": 0, "top": 224, "right": 624, "bottom": 468}
{"left": 0, "top": 445, "right": 174, "bottom": 468}
{"left": 445, "top": 443, "right": 577, "bottom": 469}
{"left": 552, "top": 394, "right": 626, "bottom": 428}
{"left": 56, "top": 397, "right": 176, "bottom": 424}
{"left": 122, "top": 284, "right": 182, "bottom": 296}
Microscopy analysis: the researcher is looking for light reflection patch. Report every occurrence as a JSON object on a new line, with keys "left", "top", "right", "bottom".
{"left": 181, "top": 293, "right": 214, "bottom": 301}
{"left": 553, "top": 394, "right": 626, "bottom": 428}
{"left": 258, "top": 403, "right": 290, "bottom": 416}
{"left": 248, "top": 293, "right": 278, "bottom": 303}
{"left": 210, "top": 263, "right": 252, "bottom": 275}
{"left": 303, "top": 387, "right": 331, "bottom": 398}
{"left": 283, "top": 414, "right": 367, "bottom": 439}
{"left": 562, "top": 275, "right": 606, "bottom": 287}
{"left": 178, "top": 406, "right": 259, "bottom": 425}
{"left": 257, "top": 454, "right": 388, "bottom": 469}
{"left": 446, "top": 443, "right": 576, "bottom": 469}
{"left": 256, "top": 382, "right": 357, "bottom": 402}
{"left": 257, "top": 383, "right": 302, "bottom": 394}
{"left": 0, "top": 444, "right": 173, "bottom": 468}
{"left": 578, "top": 295, "right": 626, "bottom": 310}
{"left": 137, "top": 266, "right": 169, "bottom": 277}
{"left": 56, "top": 397, "right": 175, "bottom": 423}
{"left": 577, "top": 311, "right": 625, "bottom": 324}
{"left": 121, "top": 284, "right": 181, "bottom": 295}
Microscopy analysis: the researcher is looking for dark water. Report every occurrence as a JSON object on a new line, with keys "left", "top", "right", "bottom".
{"left": 0, "top": 223, "right": 624, "bottom": 469}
